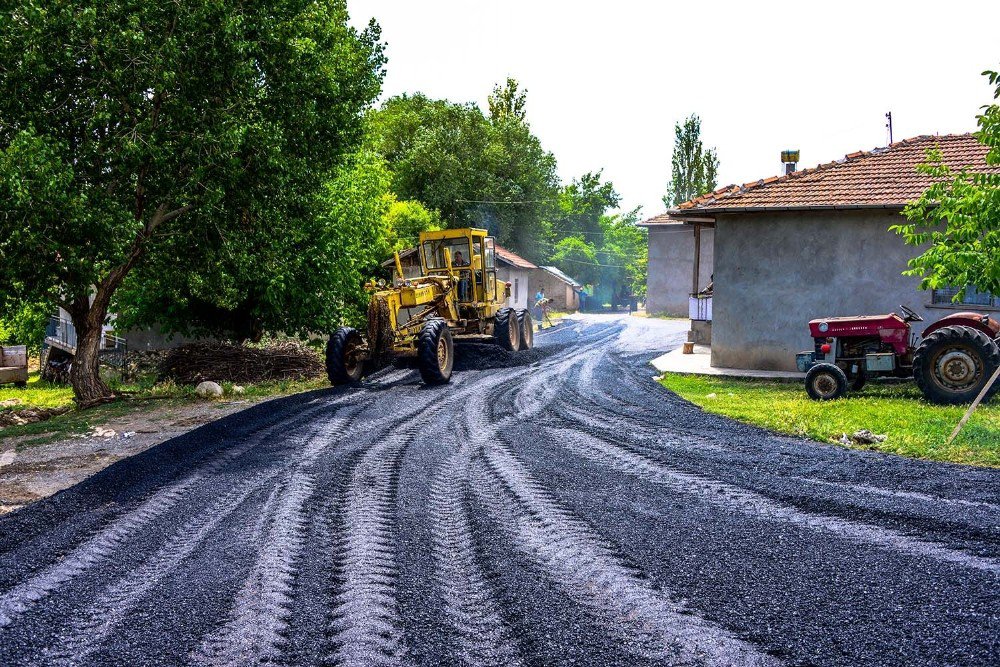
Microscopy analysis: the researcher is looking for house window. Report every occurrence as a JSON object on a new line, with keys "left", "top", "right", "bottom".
{"left": 514, "top": 278, "right": 519, "bottom": 303}
{"left": 932, "top": 285, "right": 1000, "bottom": 308}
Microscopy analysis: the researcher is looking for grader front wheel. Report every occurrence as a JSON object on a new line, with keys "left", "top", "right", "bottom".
{"left": 326, "top": 327, "right": 365, "bottom": 385}
{"left": 418, "top": 319, "right": 454, "bottom": 384}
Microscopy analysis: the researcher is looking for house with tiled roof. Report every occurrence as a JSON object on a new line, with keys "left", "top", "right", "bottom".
{"left": 640, "top": 134, "right": 1000, "bottom": 371}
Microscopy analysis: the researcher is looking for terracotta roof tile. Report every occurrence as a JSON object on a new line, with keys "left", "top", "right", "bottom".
{"left": 495, "top": 245, "right": 538, "bottom": 269}
{"left": 636, "top": 212, "right": 690, "bottom": 226}
{"left": 668, "top": 134, "right": 997, "bottom": 214}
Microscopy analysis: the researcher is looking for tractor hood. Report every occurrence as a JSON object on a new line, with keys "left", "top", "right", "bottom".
{"left": 808, "top": 314, "right": 907, "bottom": 339}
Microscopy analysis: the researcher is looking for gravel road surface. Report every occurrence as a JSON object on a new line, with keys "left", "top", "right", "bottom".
{"left": 0, "top": 315, "right": 997, "bottom": 666}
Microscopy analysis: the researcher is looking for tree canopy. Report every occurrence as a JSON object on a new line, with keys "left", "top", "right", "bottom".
{"left": 894, "top": 69, "right": 1000, "bottom": 299}
{"left": 549, "top": 172, "right": 647, "bottom": 305}
{"left": 663, "top": 114, "right": 720, "bottom": 207}
{"left": 117, "top": 151, "right": 394, "bottom": 342}
{"left": 0, "top": 0, "right": 385, "bottom": 401}
{"left": 364, "top": 83, "right": 559, "bottom": 261}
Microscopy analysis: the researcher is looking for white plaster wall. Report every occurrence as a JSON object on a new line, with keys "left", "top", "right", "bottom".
{"left": 497, "top": 266, "right": 532, "bottom": 309}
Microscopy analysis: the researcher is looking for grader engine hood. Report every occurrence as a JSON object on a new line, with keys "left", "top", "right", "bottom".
{"left": 399, "top": 284, "right": 437, "bottom": 307}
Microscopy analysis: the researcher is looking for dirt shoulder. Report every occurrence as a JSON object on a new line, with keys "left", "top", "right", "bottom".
{"left": 0, "top": 396, "right": 273, "bottom": 514}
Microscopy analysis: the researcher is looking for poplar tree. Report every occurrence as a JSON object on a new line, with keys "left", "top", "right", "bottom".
{"left": 663, "top": 114, "right": 720, "bottom": 207}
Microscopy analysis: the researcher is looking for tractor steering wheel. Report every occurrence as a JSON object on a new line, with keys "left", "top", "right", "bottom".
{"left": 899, "top": 304, "right": 923, "bottom": 323}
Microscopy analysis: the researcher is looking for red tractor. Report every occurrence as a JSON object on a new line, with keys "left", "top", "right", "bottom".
{"left": 797, "top": 306, "right": 1000, "bottom": 404}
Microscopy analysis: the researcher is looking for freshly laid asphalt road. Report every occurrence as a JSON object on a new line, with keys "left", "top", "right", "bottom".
{"left": 0, "top": 315, "right": 997, "bottom": 666}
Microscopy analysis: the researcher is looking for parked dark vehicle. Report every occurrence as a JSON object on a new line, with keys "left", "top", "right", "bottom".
{"left": 797, "top": 306, "right": 1000, "bottom": 404}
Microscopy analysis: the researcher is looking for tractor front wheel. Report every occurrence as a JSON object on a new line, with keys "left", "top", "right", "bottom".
{"left": 913, "top": 325, "right": 1000, "bottom": 405}
{"left": 418, "top": 319, "right": 454, "bottom": 385}
{"left": 326, "top": 327, "right": 365, "bottom": 385}
{"left": 494, "top": 307, "right": 520, "bottom": 352}
{"left": 516, "top": 308, "right": 533, "bottom": 350}
{"left": 805, "top": 363, "right": 848, "bottom": 400}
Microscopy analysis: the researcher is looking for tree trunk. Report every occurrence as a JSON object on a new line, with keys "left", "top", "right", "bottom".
{"left": 69, "top": 298, "right": 114, "bottom": 407}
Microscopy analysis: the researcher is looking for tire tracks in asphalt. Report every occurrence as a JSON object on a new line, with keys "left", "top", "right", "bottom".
{"left": 0, "top": 396, "right": 343, "bottom": 630}
{"left": 548, "top": 426, "right": 1000, "bottom": 574}
{"left": 456, "top": 325, "right": 781, "bottom": 666}
{"left": 426, "top": 388, "right": 525, "bottom": 667}
{"left": 191, "top": 406, "right": 365, "bottom": 666}
{"left": 473, "top": 444, "right": 778, "bottom": 667}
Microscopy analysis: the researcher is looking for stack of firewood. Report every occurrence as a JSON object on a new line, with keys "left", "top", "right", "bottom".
{"left": 157, "top": 341, "right": 324, "bottom": 385}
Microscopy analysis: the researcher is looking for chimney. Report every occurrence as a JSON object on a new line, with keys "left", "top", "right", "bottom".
{"left": 781, "top": 149, "right": 800, "bottom": 174}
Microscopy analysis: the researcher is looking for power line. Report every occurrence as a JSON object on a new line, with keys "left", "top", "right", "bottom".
{"left": 455, "top": 198, "right": 561, "bottom": 205}
{"left": 551, "top": 256, "right": 631, "bottom": 269}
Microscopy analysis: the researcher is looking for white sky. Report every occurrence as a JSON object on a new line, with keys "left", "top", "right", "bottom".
{"left": 348, "top": 0, "right": 1000, "bottom": 218}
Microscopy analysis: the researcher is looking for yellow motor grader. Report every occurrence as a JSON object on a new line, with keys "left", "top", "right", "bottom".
{"left": 326, "top": 228, "right": 534, "bottom": 385}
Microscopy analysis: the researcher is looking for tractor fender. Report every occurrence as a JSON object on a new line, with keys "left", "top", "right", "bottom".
{"left": 921, "top": 312, "right": 1000, "bottom": 340}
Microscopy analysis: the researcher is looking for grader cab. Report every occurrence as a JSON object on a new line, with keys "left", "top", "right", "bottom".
{"left": 326, "top": 228, "right": 534, "bottom": 385}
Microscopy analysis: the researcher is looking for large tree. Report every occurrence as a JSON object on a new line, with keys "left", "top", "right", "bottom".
{"left": 116, "top": 151, "right": 394, "bottom": 342}
{"left": 0, "top": 0, "right": 384, "bottom": 404}
{"left": 894, "top": 69, "right": 1000, "bottom": 299}
{"left": 365, "top": 82, "right": 559, "bottom": 261}
{"left": 663, "top": 114, "right": 720, "bottom": 207}
{"left": 552, "top": 171, "right": 620, "bottom": 239}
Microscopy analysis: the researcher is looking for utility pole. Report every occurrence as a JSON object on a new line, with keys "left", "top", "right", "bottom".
{"left": 885, "top": 111, "right": 893, "bottom": 145}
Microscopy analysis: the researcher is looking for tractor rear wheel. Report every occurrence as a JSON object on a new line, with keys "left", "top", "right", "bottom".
{"left": 913, "top": 325, "right": 1000, "bottom": 405}
{"left": 494, "top": 307, "right": 520, "bottom": 352}
{"left": 516, "top": 308, "right": 534, "bottom": 350}
{"left": 326, "top": 327, "right": 365, "bottom": 385}
{"left": 805, "top": 363, "right": 848, "bottom": 400}
{"left": 418, "top": 319, "right": 454, "bottom": 384}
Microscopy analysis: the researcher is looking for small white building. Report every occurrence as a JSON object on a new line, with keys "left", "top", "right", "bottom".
{"left": 495, "top": 246, "right": 538, "bottom": 310}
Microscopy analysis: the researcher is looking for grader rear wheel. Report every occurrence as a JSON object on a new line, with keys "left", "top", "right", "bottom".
{"left": 516, "top": 308, "right": 534, "bottom": 350}
{"left": 418, "top": 319, "right": 454, "bottom": 384}
{"left": 914, "top": 325, "right": 1000, "bottom": 404}
{"left": 494, "top": 307, "right": 520, "bottom": 352}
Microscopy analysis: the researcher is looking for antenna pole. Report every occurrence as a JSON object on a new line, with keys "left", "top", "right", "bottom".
{"left": 885, "top": 111, "right": 893, "bottom": 144}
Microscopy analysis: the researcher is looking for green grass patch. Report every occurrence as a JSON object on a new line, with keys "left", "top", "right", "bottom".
{"left": 0, "top": 373, "right": 74, "bottom": 409}
{"left": 0, "top": 373, "right": 329, "bottom": 444}
{"left": 659, "top": 374, "right": 1000, "bottom": 467}
{"left": 2, "top": 400, "right": 177, "bottom": 449}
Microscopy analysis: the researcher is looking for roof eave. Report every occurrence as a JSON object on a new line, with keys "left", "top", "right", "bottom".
{"left": 670, "top": 203, "right": 908, "bottom": 216}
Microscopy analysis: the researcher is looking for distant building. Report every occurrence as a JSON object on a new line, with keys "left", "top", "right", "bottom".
{"left": 495, "top": 246, "right": 538, "bottom": 310}
{"left": 535, "top": 266, "right": 582, "bottom": 312}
